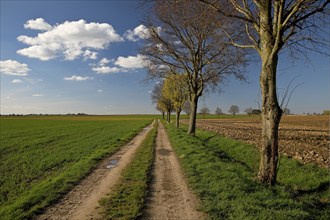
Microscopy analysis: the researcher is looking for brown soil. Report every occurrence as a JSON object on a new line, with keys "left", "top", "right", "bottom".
{"left": 142, "top": 121, "right": 206, "bottom": 220}
{"left": 36, "top": 122, "right": 155, "bottom": 220}
{"left": 188, "top": 115, "right": 329, "bottom": 168}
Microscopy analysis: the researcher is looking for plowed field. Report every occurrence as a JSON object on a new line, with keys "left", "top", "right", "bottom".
{"left": 189, "top": 115, "right": 329, "bottom": 168}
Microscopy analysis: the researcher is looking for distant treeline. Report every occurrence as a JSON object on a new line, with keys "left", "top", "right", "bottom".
{"left": 0, "top": 113, "right": 88, "bottom": 117}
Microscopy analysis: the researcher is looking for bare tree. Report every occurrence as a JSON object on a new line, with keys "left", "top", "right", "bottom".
{"left": 201, "top": 0, "right": 329, "bottom": 185}
{"left": 200, "top": 107, "right": 210, "bottom": 119}
{"left": 245, "top": 107, "right": 253, "bottom": 117}
{"left": 215, "top": 107, "right": 223, "bottom": 117}
{"left": 141, "top": 0, "right": 246, "bottom": 135}
{"left": 229, "top": 105, "right": 239, "bottom": 117}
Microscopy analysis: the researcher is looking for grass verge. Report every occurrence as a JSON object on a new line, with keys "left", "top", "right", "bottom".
{"left": 165, "top": 124, "right": 330, "bottom": 219}
{"left": 99, "top": 121, "right": 157, "bottom": 219}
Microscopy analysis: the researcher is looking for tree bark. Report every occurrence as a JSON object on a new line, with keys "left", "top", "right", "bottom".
{"left": 188, "top": 96, "right": 198, "bottom": 135}
{"left": 175, "top": 110, "right": 181, "bottom": 128}
{"left": 257, "top": 54, "right": 282, "bottom": 185}
{"left": 162, "top": 112, "right": 165, "bottom": 120}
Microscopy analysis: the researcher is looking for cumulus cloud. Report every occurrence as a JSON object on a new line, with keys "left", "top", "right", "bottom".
{"left": 0, "top": 60, "right": 30, "bottom": 76}
{"left": 92, "top": 66, "right": 121, "bottom": 74}
{"left": 11, "top": 79, "right": 23, "bottom": 83}
{"left": 91, "top": 54, "right": 146, "bottom": 74}
{"left": 17, "top": 19, "right": 123, "bottom": 61}
{"left": 64, "top": 75, "right": 93, "bottom": 81}
{"left": 99, "top": 58, "right": 110, "bottom": 66}
{"left": 124, "top": 24, "right": 149, "bottom": 41}
{"left": 83, "top": 50, "right": 98, "bottom": 60}
{"left": 114, "top": 54, "right": 146, "bottom": 69}
{"left": 32, "top": 94, "right": 44, "bottom": 97}
{"left": 24, "top": 18, "right": 52, "bottom": 31}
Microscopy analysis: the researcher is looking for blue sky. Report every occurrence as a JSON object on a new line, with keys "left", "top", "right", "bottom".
{"left": 1, "top": 0, "right": 329, "bottom": 115}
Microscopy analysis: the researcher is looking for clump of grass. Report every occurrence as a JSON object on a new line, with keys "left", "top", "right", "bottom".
{"left": 99, "top": 121, "right": 157, "bottom": 219}
{"left": 165, "top": 124, "right": 330, "bottom": 219}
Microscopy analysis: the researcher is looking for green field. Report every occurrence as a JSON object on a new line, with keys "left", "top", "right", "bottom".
{"left": 0, "top": 115, "right": 153, "bottom": 219}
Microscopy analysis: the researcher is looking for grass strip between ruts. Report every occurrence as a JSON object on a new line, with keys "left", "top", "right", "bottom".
{"left": 99, "top": 121, "right": 157, "bottom": 219}
{"left": 165, "top": 123, "right": 330, "bottom": 220}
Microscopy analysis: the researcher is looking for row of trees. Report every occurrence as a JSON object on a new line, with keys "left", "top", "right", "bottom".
{"left": 143, "top": 0, "right": 328, "bottom": 185}
{"left": 151, "top": 75, "right": 189, "bottom": 127}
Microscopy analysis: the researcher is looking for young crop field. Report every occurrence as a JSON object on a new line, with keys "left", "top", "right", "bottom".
{"left": 190, "top": 115, "right": 329, "bottom": 167}
{"left": 0, "top": 115, "right": 152, "bottom": 219}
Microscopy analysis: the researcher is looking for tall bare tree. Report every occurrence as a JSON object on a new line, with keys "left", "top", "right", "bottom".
{"left": 201, "top": 0, "right": 329, "bottom": 185}
{"left": 141, "top": 0, "right": 246, "bottom": 135}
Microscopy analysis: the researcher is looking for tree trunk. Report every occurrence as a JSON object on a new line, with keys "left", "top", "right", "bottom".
{"left": 257, "top": 54, "right": 282, "bottom": 185}
{"left": 166, "top": 111, "right": 171, "bottom": 123}
{"left": 188, "top": 95, "right": 198, "bottom": 135}
{"left": 162, "top": 112, "right": 165, "bottom": 120}
{"left": 175, "top": 110, "right": 181, "bottom": 128}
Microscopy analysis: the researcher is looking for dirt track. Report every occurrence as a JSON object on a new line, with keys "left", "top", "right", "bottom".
{"left": 37, "top": 120, "right": 204, "bottom": 219}
{"left": 142, "top": 121, "right": 205, "bottom": 220}
{"left": 36, "top": 122, "right": 154, "bottom": 220}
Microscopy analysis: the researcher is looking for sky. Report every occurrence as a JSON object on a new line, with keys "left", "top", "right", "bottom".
{"left": 1, "top": 0, "right": 329, "bottom": 115}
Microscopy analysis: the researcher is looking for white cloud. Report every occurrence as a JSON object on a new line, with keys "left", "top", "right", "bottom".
{"left": 32, "top": 94, "right": 44, "bottom": 97}
{"left": 24, "top": 18, "right": 52, "bottom": 31}
{"left": 83, "top": 50, "right": 98, "bottom": 60}
{"left": 11, "top": 79, "right": 23, "bottom": 83}
{"left": 114, "top": 54, "right": 145, "bottom": 69}
{"left": 17, "top": 19, "right": 123, "bottom": 61}
{"left": 0, "top": 60, "right": 30, "bottom": 76}
{"left": 124, "top": 24, "right": 149, "bottom": 41}
{"left": 64, "top": 75, "right": 93, "bottom": 81}
{"left": 97, "top": 89, "right": 103, "bottom": 92}
{"left": 99, "top": 58, "right": 110, "bottom": 66}
{"left": 91, "top": 55, "right": 145, "bottom": 74}
{"left": 92, "top": 66, "right": 121, "bottom": 74}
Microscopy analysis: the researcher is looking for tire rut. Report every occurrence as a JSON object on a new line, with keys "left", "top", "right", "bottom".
{"left": 142, "top": 121, "right": 205, "bottom": 220}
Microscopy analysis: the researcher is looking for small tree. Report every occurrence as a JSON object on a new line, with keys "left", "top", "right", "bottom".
{"left": 151, "top": 82, "right": 173, "bottom": 122}
{"left": 229, "top": 105, "right": 239, "bottom": 117}
{"left": 245, "top": 107, "right": 253, "bottom": 117}
{"left": 162, "top": 74, "right": 189, "bottom": 127}
{"left": 200, "top": 107, "right": 210, "bottom": 119}
{"left": 215, "top": 107, "right": 223, "bottom": 118}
